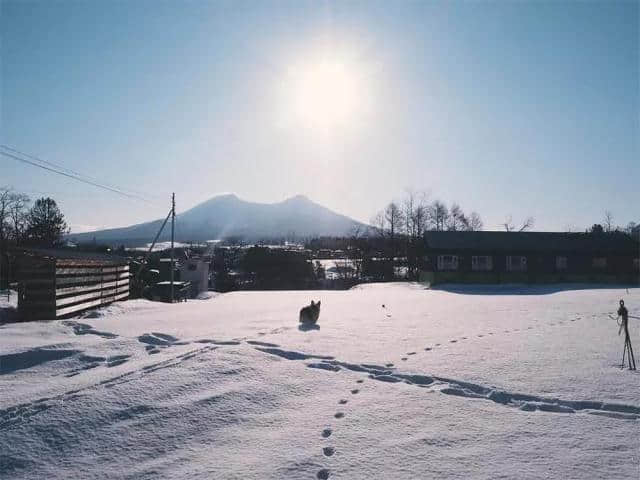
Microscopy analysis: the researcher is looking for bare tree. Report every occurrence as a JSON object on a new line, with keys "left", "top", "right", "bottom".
{"left": 603, "top": 211, "right": 614, "bottom": 233}
{"left": 468, "top": 212, "right": 483, "bottom": 231}
{"left": 503, "top": 214, "right": 534, "bottom": 232}
{"left": 0, "top": 187, "right": 13, "bottom": 246}
{"left": 0, "top": 187, "right": 31, "bottom": 288}
{"left": 447, "top": 203, "right": 470, "bottom": 231}
{"left": 384, "top": 201, "right": 404, "bottom": 241}
{"left": 518, "top": 216, "right": 535, "bottom": 232}
{"left": 9, "top": 193, "right": 30, "bottom": 245}
{"left": 502, "top": 215, "right": 515, "bottom": 232}
{"left": 370, "top": 211, "right": 386, "bottom": 237}
{"left": 345, "top": 225, "right": 370, "bottom": 280}
{"left": 402, "top": 191, "right": 415, "bottom": 238}
{"left": 399, "top": 189, "right": 429, "bottom": 238}
{"left": 624, "top": 221, "right": 638, "bottom": 235}
{"left": 400, "top": 190, "right": 430, "bottom": 280}
{"left": 429, "top": 200, "right": 449, "bottom": 231}
{"left": 412, "top": 199, "right": 428, "bottom": 237}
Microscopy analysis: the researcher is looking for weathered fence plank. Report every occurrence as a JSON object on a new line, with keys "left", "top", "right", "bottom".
{"left": 17, "top": 251, "right": 130, "bottom": 320}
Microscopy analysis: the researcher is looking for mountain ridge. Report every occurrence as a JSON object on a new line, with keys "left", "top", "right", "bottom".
{"left": 68, "top": 194, "right": 366, "bottom": 246}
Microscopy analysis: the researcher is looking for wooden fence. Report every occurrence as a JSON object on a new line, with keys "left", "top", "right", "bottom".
{"left": 18, "top": 257, "right": 129, "bottom": 320}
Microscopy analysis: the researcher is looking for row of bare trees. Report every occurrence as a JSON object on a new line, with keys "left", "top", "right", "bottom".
{"left": 371, "top": 191, "right": 484, "bottom": 241}
{"left": 587, "top": 211, "right": 638, "bottom": 236}
{"left": 364, "top": 191, "right": 485, "bottom": 280}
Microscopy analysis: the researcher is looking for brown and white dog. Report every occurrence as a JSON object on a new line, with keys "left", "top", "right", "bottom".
{"left": 299, "top": 300, "right": 321, "bottom": 324}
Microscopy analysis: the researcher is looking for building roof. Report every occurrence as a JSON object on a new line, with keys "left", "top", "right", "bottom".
{"left": 11, "top": 247, "right": 129, "bottom": 265}
{"left": 424, "top": 231, "right": 640, "bottom": 254}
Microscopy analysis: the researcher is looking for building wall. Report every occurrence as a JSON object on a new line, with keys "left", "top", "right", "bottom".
{"left": 420, "top": 270, "right": 638, "bottom": 285}
{"left": 422, "top": 252, "right": 639, "bottom": 285}
{"left": 179, "top": 259, "right": 209, "bottom": 294}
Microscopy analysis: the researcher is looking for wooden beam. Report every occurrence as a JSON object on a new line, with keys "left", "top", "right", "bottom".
{"left": 56, "top": 298, "right": 107, "bottom": 317}
{"left": 55, "top": 290, "right": 129, "bottom": 317}
{"left": 55, "top": 284, "right": 129, "bottom": 308}
{"left": 56, "top": 284, "right": 129, "bottom": 306}
{"left": 55, "top": 274, "right": 122, "bottom": 286}
{"left": 56, "top": 267, "right": 107, "bottom": 275}
{"left": 56, "top": 279, "right": 123, "bottom": 296}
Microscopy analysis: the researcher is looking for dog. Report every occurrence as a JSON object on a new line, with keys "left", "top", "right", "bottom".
{"left": 299, "top": 300, "right": 321, "bottom": 324}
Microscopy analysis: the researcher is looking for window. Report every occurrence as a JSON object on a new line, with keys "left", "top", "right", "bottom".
{"left": 592, "top": 257, "right": 607, "bottom": 269}
{"left": 437, "top": 255, "right": 458, "bottom": 271}
{"left": 472, "top": 256, "right": 493, "bottom": 271}
{"left": 556, "top": 256, "right": 568, "bottom": 271}
{"left": 506, "top": 256, "right": 527, "bottom": 272}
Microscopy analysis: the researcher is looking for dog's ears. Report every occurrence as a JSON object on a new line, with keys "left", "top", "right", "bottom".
{"left": 317, "top": 300, "right": 321, "bottom": 306}
{"left": 311, "top": 300, "right": 315, "bottom": 306}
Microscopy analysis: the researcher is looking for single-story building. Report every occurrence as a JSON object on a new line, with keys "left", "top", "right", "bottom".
{"left": 420, "top": 231, "right": 640, "bottom": 285}
{"left": 179, "top": 257, "right": 210, "bottom": 297}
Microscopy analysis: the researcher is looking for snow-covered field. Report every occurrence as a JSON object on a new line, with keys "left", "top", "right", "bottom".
{"left": 1, "top": 283, "right": 638, "bottom": 479}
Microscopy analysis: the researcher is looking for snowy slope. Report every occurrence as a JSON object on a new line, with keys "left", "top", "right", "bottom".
{"left": 1, "top": 284, "right": 639, "bottom": 479}
{"left": 68, "top": 194, "right": 366, "bottom": 244}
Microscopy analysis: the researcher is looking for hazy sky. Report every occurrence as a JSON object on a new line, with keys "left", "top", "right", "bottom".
{"left": 1, "top": 0, "right": 638, "bottom": 233}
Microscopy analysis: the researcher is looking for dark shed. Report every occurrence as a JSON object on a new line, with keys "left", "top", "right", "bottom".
{"left": 15, "top": 248, "right": 130, "bottom": 320}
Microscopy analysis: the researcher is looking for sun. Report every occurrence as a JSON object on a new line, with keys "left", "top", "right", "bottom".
{"left": 284, "top": 56, "right": 364, "bottom": 131}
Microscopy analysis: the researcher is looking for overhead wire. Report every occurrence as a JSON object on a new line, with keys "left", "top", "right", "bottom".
{"left": 0, "top": 146, "right": 165, "bottom": 206}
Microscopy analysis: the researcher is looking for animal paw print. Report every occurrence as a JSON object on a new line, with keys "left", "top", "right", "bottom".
{"left": 323, "top": 447, "right": 335, "bottom": 457}
{"left": 317, "top": 469, "right": 330, "bottom": 479}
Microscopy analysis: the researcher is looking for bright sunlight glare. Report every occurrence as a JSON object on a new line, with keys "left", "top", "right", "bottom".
{"left": 289, "top": 58, "right": 361, "bottom": 130}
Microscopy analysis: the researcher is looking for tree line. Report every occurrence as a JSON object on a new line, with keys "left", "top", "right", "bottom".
{"left": 0, "top": 187, "right": 68, "bottom": 249}
{"left": 372, "top": 191, "right": 484, "bottom": 240}
{"left": 366, "top": 191, "right": 485, "bottom": 279}
{"left": 586, "top": 211, "right": 639, "bottom": 236}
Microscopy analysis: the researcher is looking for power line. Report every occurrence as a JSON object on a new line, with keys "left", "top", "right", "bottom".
{"left": 1, "top": 144, "right": 165, "bottom": 201}
{"left": 1, "top": 149, "right": 160, "bottom": 205}
{"left": 20, "top": 189, "right": 121, "bottom": 198}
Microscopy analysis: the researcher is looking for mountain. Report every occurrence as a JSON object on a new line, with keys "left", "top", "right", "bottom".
{"left": 68, "top": 194, "right": 367, "bottom": 246}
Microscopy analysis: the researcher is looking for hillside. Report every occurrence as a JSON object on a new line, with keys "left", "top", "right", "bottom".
{"left": 68, "top": 194, "right": 366, "bottom": 246}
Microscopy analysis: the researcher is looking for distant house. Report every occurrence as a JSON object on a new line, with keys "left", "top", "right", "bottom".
{"left": 420, "top": 231, "right": 640, "bottom": 285}
{"left": 14, "top": 248, "right": 130, "bottom": 320}
{"left": 179, "top": 258, "right": 210, "bottom": 296}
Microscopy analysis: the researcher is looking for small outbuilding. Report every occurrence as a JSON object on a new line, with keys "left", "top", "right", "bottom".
{"left": 179, "top": 258, "right": 210, "bottom": 297}
{"left": 15, "top": 248, "right": 130, "bottom": 320}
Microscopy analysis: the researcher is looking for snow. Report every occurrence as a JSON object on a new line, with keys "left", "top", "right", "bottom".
{"left": 128, "top": 241, "right": 195, "bottom": 252}
{"left": 1, "top": 283, "right": 639, "bottom": 479}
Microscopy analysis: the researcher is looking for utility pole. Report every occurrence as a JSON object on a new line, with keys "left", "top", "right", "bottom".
{"left": 170, "top": 192, "right": 175, "bottom": 303}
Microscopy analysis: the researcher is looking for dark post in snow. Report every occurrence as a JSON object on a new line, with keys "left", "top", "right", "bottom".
{"left": 170, "top": 192, "right": 175, "bottom": 303}
{"left": 617, "top": 300, "right": 636, "bottom": 370}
